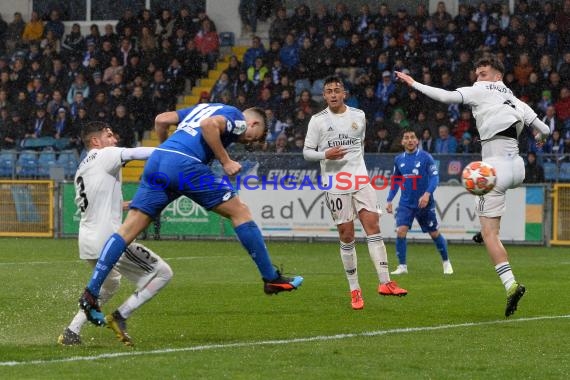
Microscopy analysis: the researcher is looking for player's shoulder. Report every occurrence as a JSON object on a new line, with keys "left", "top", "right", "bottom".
{"left": 312, "top": 108, "right": 329, "bottom": 119}
{"left": 347, "top": 106, "right": 365, "bottom": 117}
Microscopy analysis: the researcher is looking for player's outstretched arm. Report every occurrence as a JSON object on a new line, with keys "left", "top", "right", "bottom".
{"left": 121, "top": 147, "right": 155, "bottom": 163}
{"left": 395, "top": 71, "right": 462, "bottom": 104}
{"left": 154, "top": 111, "right": 179, "bottom": 143}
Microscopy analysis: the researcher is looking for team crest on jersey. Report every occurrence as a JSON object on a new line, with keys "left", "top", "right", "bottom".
{"left": 232, "top": 120, "right": 247, "bottom": 135}
{"left": 352, "top": 122, "right": 358, "bottom": 130}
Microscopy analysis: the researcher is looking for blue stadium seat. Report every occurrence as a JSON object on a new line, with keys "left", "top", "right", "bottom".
{"left": 310, "top": 79, "right": 325, "bottom": 96}
{"left": 0, "top": 150, "right": 17, "bottom": 178}
{"left": 219, "top": 31, "right": 235, "bottom": 47}
{"left": 17, "top": 150, "right": 39, "bottom": 178}
{"left": 559, "top": 162, "right": 570, "bottom": 182}
{"left": 294, "top": 79, "right": 311, "bottom": 97}
{"left": 20, "top": 136, "right": 56, "bottom": 150}
{"left": 57, "top": 150, "right": 79, "bottom": 179}
{"left": 38, "top": 150, "right": 58, "bottom": 178}
{"left": 543, "top": 162, "right": 558, "bottom": 182}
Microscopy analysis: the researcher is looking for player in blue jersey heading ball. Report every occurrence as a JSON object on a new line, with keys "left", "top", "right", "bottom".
{"left": 386, "top": 129, "right": 453, "bottom": 276}
{"left": 78, "top": 104, "right": 304, "bottom": 326}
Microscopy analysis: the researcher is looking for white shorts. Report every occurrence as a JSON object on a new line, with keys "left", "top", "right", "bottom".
{"left": 325, "top": 184, "right": 380, "bottom": 225}
{"left": 475, "top": 155, "right": 525, "bottom": 218}
{"left": 86, "top": 242, "right": 168, "bottom": 291}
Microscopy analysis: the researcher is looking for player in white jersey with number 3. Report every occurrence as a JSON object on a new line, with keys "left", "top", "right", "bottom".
{"left": 304, "top": 76, "right": 407, "bottom": 310}
{"left": 396, "top": 55, "right": 550, "bottom": 317}
{"left": 58, "top": 121, "right": 173, "bottom": 346}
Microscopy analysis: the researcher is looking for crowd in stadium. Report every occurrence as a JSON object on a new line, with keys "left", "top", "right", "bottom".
{"left": 0, "top": 1, "right": 569, "bottom": 161}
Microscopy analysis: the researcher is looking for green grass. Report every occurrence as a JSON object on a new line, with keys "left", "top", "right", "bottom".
{"left": 0, "top": 238, "right": 569, "bottom": 379}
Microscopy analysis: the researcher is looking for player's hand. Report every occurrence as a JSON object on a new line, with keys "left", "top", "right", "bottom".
{"left": 418, "top": 193, "right": 430, "bottom": 209}
{"left": 395, "top": 71, "right": 415, "bottom": 87}
{"left": 222, "top": 160, "right": 242, "bottom": 176}
{"left": 325, "top": 146, "right": 347, "bottom": 160}
{"left": 386, "top": 202, "right": 393, "bottom": 214}
{"left": 533, "top": 131, "right": 547, "bottom": 148}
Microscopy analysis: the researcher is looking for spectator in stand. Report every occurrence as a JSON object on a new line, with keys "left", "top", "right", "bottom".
{"left": 247, "top": 57, "right": 268, "bottom": 86}
{"left": 457, "top": 132, "right": 479, "bottom": 154}
{"left": 46, "top": 89, "right": 69, "bottom": 118}
{"left": 5, "top": 12, "right": 25, "bottom": 53}
{"left": 165, "top": 57, "right": 185, "bottom": 95}
{"left": 434, "top": 125, "right": 457, "bottom": 154}
{"left": 315, "top": 35, "right": 341, "bottom": 79}
{"left": 419, "top": 127, "right": 435, "bottom": 153}
{"left": 84, "top": 24, "right": 101, "bottom": 49}
{"left": 138, "top": 9, "right": 156, "bottom": 36}
{"left": 272, "top": 133, "right": 289, "bottom": 153}
{"left": 101, "top": 24, "right": 119, "bottom": 48}
{"left": 432, "top": 1, "right": 452, "bottom": 32}
{"left": 179, "top": 39, "right": 202, "bottom": 87}
{"left": 375, "top": 71, "right": 396, "bottom": 107}
{"left": 239, "top": 0, "right": 258, "bottom": 34}
{"left": 524, "top": 152, "right": 545, "bottom": 183}
{"left": 22, "top": 11, "right": 43, "bottom": 47}
{"left": 279, "top": 33, "right": 300, "bottom": 72}
{"left": 111, "top": 104, "right": 135, "bottom": 147}
{"left": 420, "top": 18, "right": 442, "bottom": 55}
{"left": 373, "top": 125, "right": 393, "bottom": 153}
{"left": 554, "top": 87, "right": 570, "bottom": 122}
{"left": 290, "top": 4, "right": 311, "bottom": 36}
{"left": 232, "top": 70, "right": 255, "bottom": 102}
{"left": 541, "top": 105, "right": 561, "bottom": 134}
{"left": 126, "top": 85, "right": 151, "bottom": 144}
{"left": 148, "top": 69, "right": 173, "bottom": 115}
{"left": 67, "top": 73, "right": 90, "bottom": 105}
{"left": 554, "top": 0, "right": 570, "bottom": 48}
{"left": 513, "top": 53, "right": 534, "bottom": 86}
{"left": 543, "top": 129, "right": 565, "bottom": 156}
{"left": 243, "top": 36, "right": 265, "bottom": 71}
{"left": 54, "top": 107, "right": 79, "bottom": 149}
{"left": 452, "top": 108, "right": 475, "bottom": 142}
{"left": 3, "top": 111, "right": 26, "bottom": 149}
{"left": 210, "top": 72, "right": 232, "bottom": 102}
{"left": 223, "top": 55, "right": 242, "bottom": 83}
{"left": 44, "top": 9, "right": 65, "bottom": 40}
{"left": 156, "top": 9, "right": 175, "bottom": 44}
{"left": 103, "top": 56, "right": 124, "bottom": 85}
{"left": 193, "top": 18, "right": 219, "bottom": 70}
{"left": 296, "top": 89, "right": 319, "bottom": 117}
{"left": 116, "top": 9, "right": 138, "bottom": 39}
{"left": 27, "top": 107, "right": 54, "bottom": 138}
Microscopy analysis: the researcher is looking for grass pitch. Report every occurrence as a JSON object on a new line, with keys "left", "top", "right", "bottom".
{"left": 0, "top": 238, "right": 569, "bottom": 379}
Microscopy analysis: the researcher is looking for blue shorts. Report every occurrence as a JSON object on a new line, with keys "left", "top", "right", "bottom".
{"left": 130, "top": 150, "right": 237, "bottom": 218}
{"left": 395, "top": 204, "right": 439, "bottom": 233}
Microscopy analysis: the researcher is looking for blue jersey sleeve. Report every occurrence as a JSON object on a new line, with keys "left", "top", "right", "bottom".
{"left": 425, "top": 153, "right": 439, "bottom": 194}
{"left": 387, "top": 154, "right": 402, "bottom": 202}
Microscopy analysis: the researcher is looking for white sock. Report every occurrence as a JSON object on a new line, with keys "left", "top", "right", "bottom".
{"left": 67, "top": 310, "right": 88, "bottom": 335}
{"left": 339, "top": 240, "right": 360, "bottom": 291}
{"left": 495, "top": 262, "right": 516, "bottom": 292}
{"left": 367, "top": 233, "right": 390, "bottom": 284}
{"left": 118, "top": 263, "right": 173, "bottom": 319}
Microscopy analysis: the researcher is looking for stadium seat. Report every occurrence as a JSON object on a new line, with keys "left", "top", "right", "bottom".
{"left": 20, "top": 136, "right": 56, "bottom": 150}
{"left": 543, "top": 162, "right": 558, "bottom": 182}
{"left": 38, "top": 150, "right": 58, "bottom": 178}
{"left": 310, "top": 79, "right": 325, "bottom": 96}
{"left": 559, "top": 162, "right": 570, "bottom": 182}
{"left": 219, "top": 31, "right": 235, "bottom": 47}
{"left": 0, "top": 150, "right": 17, "bottom": 178}
{"left": 57, "top": 150, "right": 79, "bottom": 179}
{"left": 17, "top": 150, "right": 39, "bottom": 178}
{"left": 294, "top": 79, "right": 312, "bottom": 97}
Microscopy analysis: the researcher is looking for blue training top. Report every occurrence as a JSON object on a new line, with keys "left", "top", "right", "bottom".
{"left": 159, "top": 103, "right": 247, "bottom": 163}
{"left": 387, "top": 149, "right": 439, "bottom": 207}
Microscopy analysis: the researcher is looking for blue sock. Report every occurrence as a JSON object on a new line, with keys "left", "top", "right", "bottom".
{"left": 87, "top": 233, "right": 126, "bottom": 297}
{"left": 234, "top": 221, "right": 278, "bottom": 281}
{"left": 395, "top": 237, "right": 407, "bottom": 265}
{"left": 433, "top": 234, "right": 449, "bottom": 261}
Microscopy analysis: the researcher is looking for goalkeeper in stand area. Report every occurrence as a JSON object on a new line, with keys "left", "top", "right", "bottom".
{"left": 385, "top": 129, "right": 453, "bottom": 276}
{"left": 395, "top": 55, "right": 550, "bottom": 317}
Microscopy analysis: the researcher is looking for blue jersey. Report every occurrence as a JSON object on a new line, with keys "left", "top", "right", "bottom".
{"left": 160, "top": 103, "right": 247, "bottom": 163}
{"left": 387, "top": 149, "right": 439, "bottom": 208}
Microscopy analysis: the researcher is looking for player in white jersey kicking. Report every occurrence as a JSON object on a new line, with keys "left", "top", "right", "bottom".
{"left": 303, "top": 76, "right": 407, "bottom": 310}
{"left": 395, "top": 55, "right": 550, "bottom": 317}
{"left": 58, "top": 121, "right": 173, "bottom": 346}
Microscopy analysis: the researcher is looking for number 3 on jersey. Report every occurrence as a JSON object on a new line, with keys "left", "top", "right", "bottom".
{"left": 177, "top": 104, "right": 223, "bottom": 136}
{"left": 76, "top": 176, "right": 88, "bottom": 212}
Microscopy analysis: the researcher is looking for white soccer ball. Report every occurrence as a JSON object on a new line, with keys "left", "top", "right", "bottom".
{"left": 462, "top": 161, "right": 497, "bottom": 196}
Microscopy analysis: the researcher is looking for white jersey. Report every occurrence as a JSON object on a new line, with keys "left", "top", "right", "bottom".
{"left": 75, "top": 147, "right": 126, "bottom": 259}
{"left": 456, "top": 81, "right": 538, "bottom": 142}
{"left": 305, "top": 106, "right": 368, "bottom": 194}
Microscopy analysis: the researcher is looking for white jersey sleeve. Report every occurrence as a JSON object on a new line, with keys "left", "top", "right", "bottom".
{"left": 305, "top": 107, "right": 368, "bottom": 194}
{"left": 75, "top": 147, "right": 125, "bottom": 259}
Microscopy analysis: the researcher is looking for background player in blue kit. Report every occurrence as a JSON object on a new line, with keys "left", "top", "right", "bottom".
{"left": 78, "top": 104, "right": 304, "bottom": 326}
{"left": 386, "top": 129, "right": 453, "bottom": 275}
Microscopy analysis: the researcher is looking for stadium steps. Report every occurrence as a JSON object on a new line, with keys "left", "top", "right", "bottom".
{"left": 132, "top": 47, "right": 248, "bottom": 182}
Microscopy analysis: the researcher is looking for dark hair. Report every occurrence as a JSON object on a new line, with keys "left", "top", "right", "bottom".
{"left": 323, "top": 75, "right": 344, "bottom": 88}
{"left": 474, "top": 55, "right": 505, "bottom": 75}
{"left": 401, "top": 128, "right": 418, "bottom": 139}
{"left": 81, "top": 121, "right": 110, "bottom": 146}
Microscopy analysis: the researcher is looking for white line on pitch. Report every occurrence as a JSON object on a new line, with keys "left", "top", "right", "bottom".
{"left": 1, "top": 314, "right": 569, "bottom": 367}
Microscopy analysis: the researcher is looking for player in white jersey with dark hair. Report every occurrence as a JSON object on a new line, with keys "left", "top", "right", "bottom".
{"left": 303, "top": 76, "right": 407, "bottom": 310}
{"left": 58, "top": 121, "right": 173, "bottom": 346}
{"left": 396, "top": 55, "right": 550, "bottom": 317}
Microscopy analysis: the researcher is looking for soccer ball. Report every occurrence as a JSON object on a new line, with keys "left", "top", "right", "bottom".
{"left": 462, "top": 161, "right": 497, "bottom": 196}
